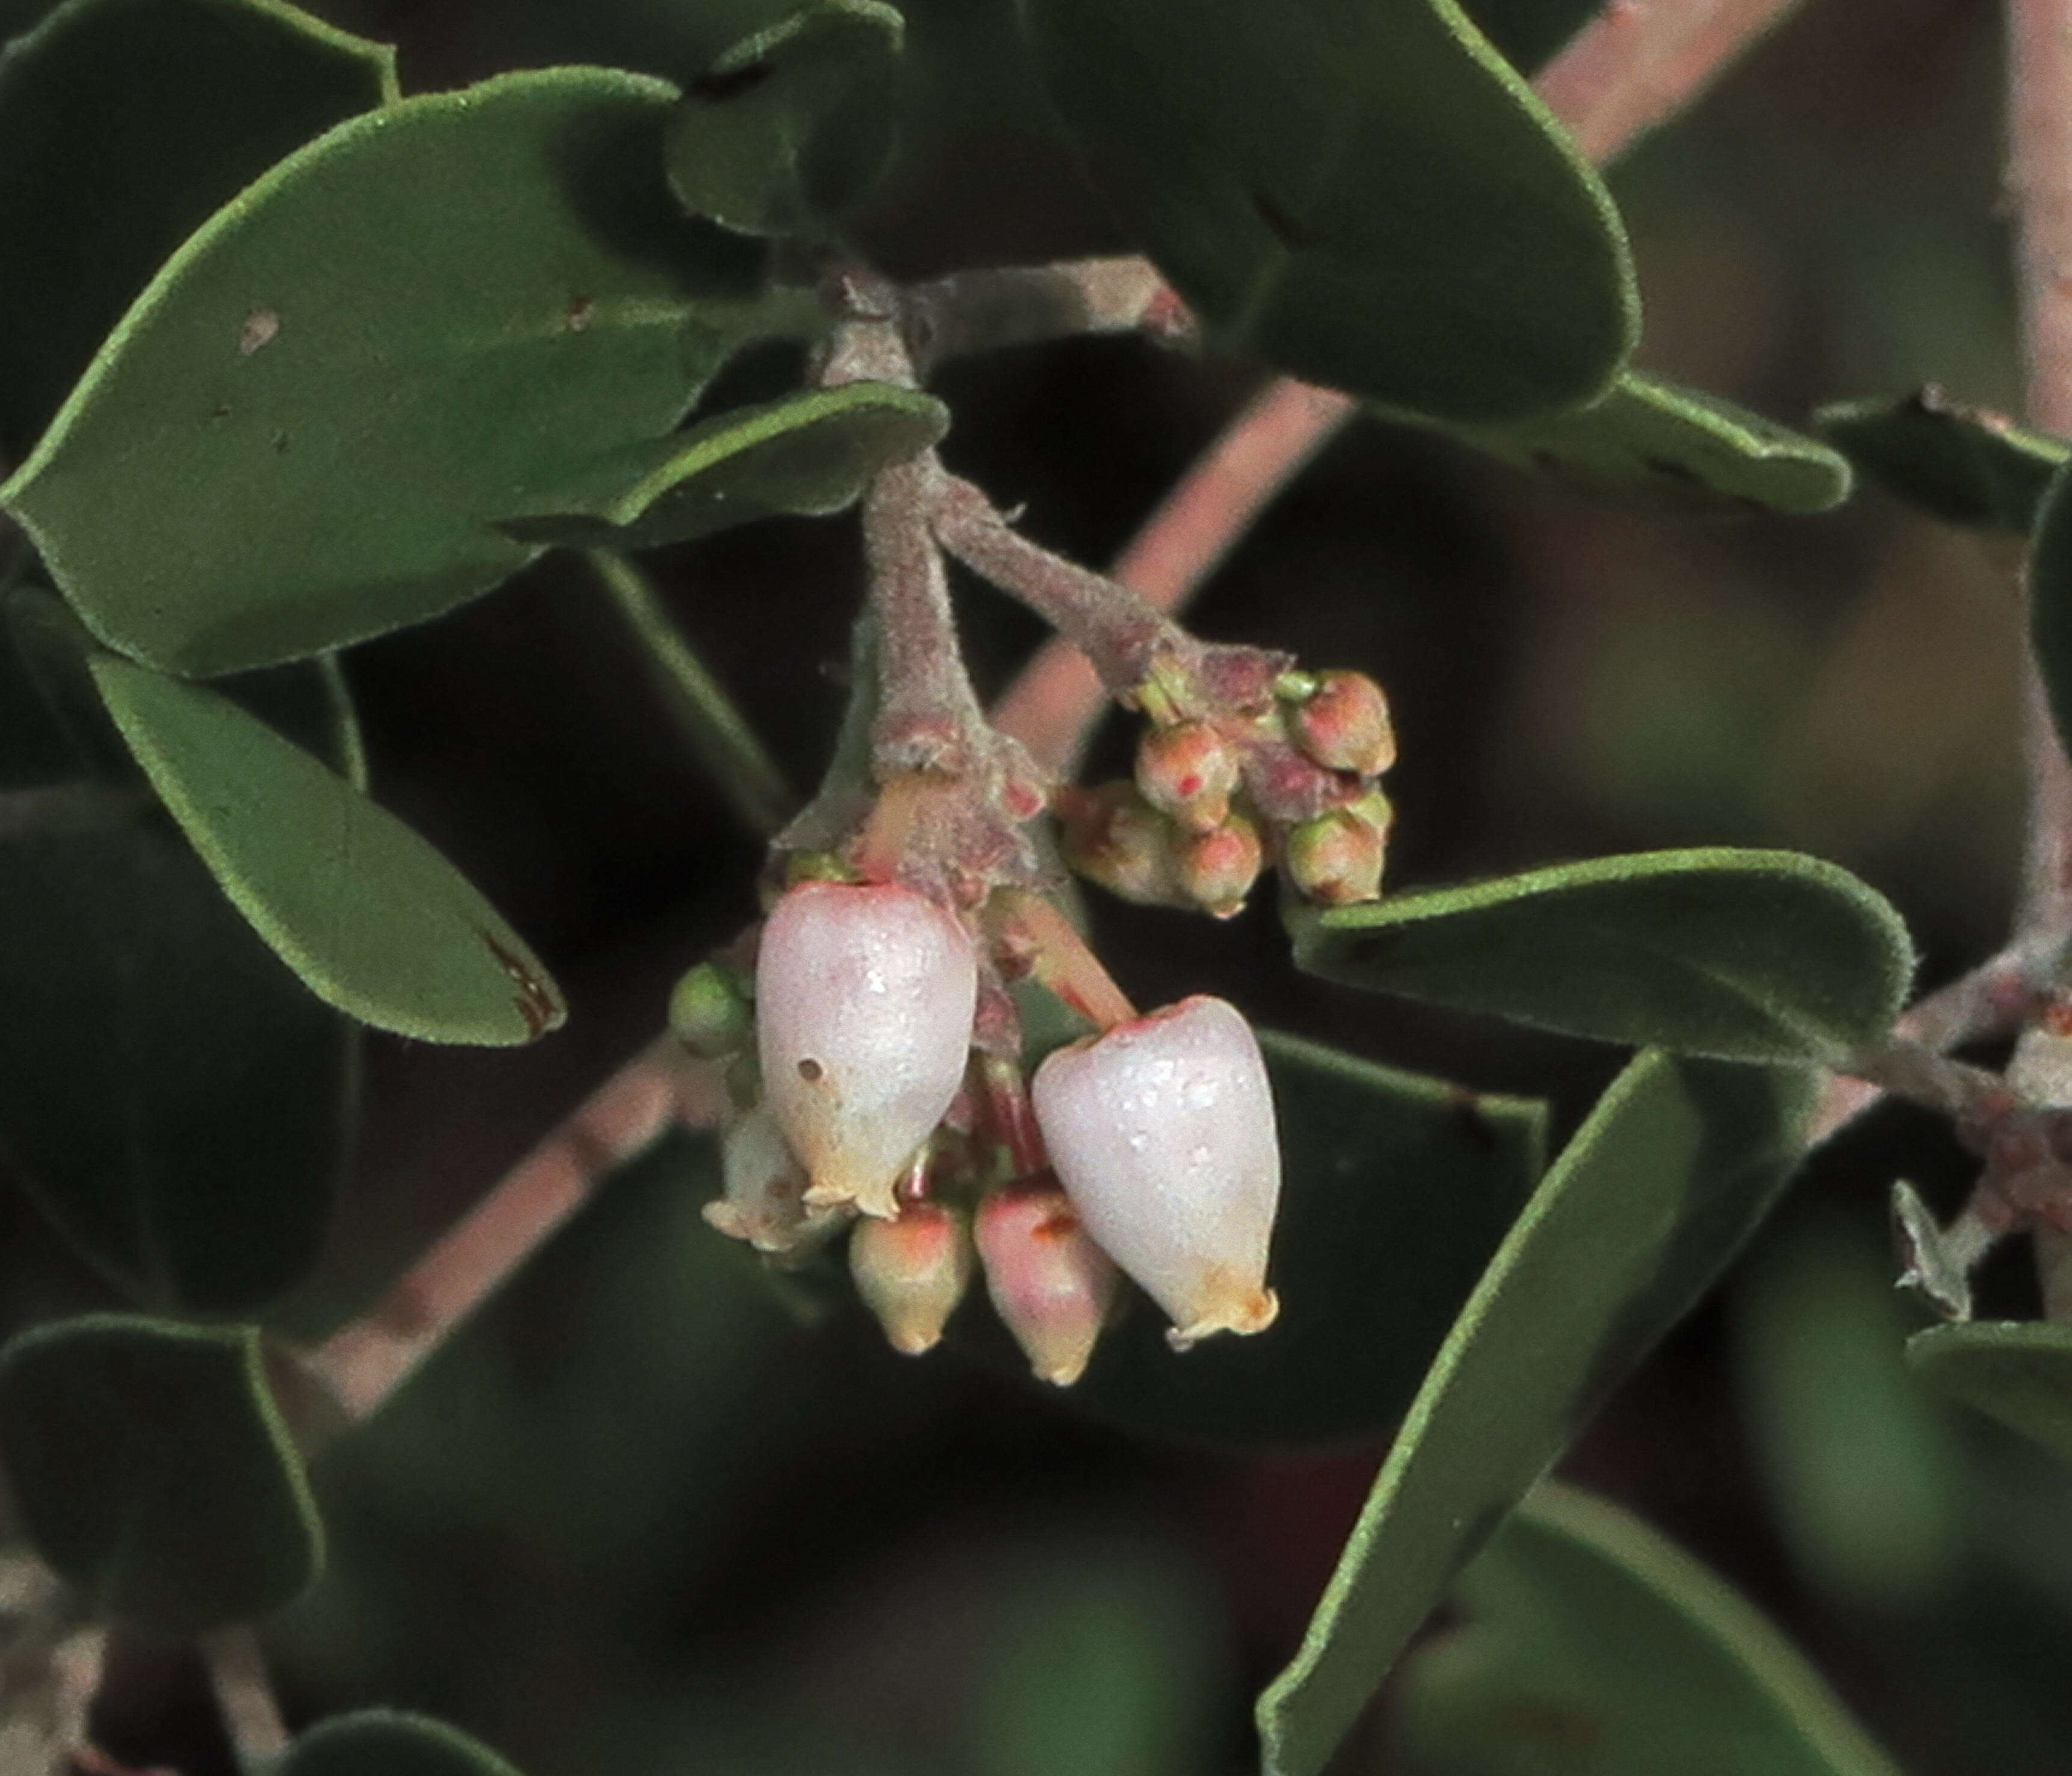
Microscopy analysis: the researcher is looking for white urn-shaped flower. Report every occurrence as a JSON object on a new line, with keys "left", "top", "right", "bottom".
{"left": 756, "top": 880, "right": 979, "bottom": 1219}
{"left": 703, "top": 1104, "right": 844, "bottom": 1254}
{"left": 1031, "top": 995, "right": 1280, "bottom": 1347}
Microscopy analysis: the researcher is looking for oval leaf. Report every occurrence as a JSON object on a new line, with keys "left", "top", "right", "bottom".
{"left": 282, "top": 1711, "right": 524, "bottom": 1776}
{"left": 1460, "top": 0, "right": 1598, "bottom": 72}
{"left": 1395, "top": 1483, "right": 1904, "bottom": 1776}
{"left": 1067, "top": 1030, "right": 1545, "bottom": 1445}
{"left": 1816, "top": 388, "right": 2066, "bottom": 532}
{"left": 0, "top": 592, "right": 357, "bottom": 1313}
{"left": 4, "top": 67, "right": 764, "bottom": 676}
{"left": 0, "top": 0, "right": 395, "bottom": 462}
{"left": 1289, "top": 848, "right": 1913, "bottom": 1065}
{"left": 1908, "top": 1321, "right": 2072, "bottom": 1471}
{"left": 1257, "top": 1051, "right": 1816, "bottom": 1776}
{"left": 666, "top": 0, "right": 905, "bottom": 237}
{"left": 0, "top": 1314, "right": 321, "bottom": 1630}
{"left": 89, "top": 651, "right": 564, "bottom": 1045}
{"left": 1436, "top": 372, "right": 1852, "bottom": 515}
{"left": 497, "top": 382, "right": 947, "bottom": 549}
{"left": 1020, "top": 0, "right": 1637, "bottom": 422}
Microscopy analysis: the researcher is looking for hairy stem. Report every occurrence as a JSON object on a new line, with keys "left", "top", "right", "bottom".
{"left": 588, "top": 550, "right": 796, "bottom": 840}
{"left": 905, "top": 258, "right": 1189, "bottom": 371}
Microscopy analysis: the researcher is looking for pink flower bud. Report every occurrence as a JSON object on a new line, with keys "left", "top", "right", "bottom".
{"left": 757, "top": 881, "right": 979, "bottom": 1219}
{"left": 1056, "top": 782, "right": 1186, "bottom": 908}
{"left": 1136, "top": 720, "right": 1240, "bottom": 833}
{"left": 1283, "top": 805, "right": 1386, "bottom": 905}
{"left": 975, "top": 1184, "right": 1121, "bottom": 1386}
{"left": 1175, "top": 814, "right": 1262, "bottom": 919}
{"left": 1288, "top": 670, "right": 1396, "bottom": 777}
{"left": 702, "top": 1103, "right": 843, "bottom": 1253}
{"left": 850, "top": 1202, "right": 973, "bottom": 1354}
{"left": 1031, "top": 996, "right": 1280, "bottom": 1347}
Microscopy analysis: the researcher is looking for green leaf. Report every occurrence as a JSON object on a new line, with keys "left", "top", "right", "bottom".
{"left": 4, "top": 67, "right": 766, "bottom": 677}
{"left": 0, "top": 1314, "right": 321, "bottom": 1629}
{"left": 282, "top": 1711, "right": 523, "bottom": 1776}
{"left": 665, "top": 0, "right": 905, "bottom": 237}
{"left": 1394, "top": 1482, "right": 1905, "bottom": 1776}
{"left": 1070, "top": 1030, "right": 1545, "bottom": 1445}
{"left": 496, "top": 382, "right": 947, "bottom": 549}
{"left": 0, "top": 0, "right": 396, "bottom": 463}
{"left": 1815, "top": 388, "right": 2066, "bottom": 531}
{"left": 0, "top": 591, "right": 356, "bottom": 1314}
{"left": 1257, "top": 1051, "right": 1816, "bottom": 1776}
{"left": 1290, "top": 848, "right": 1913, "bottom": 1065}
{"left": 1435, "top": 373, "right": 1852, "bottom": 515}
{"left": 1735, "top": 1218, "right": 1964, "bottom": 1609}
{"left": 1019, "top": 0, "right": 1637, "bottom": 423}
{"left": 2028, "top": 461, "right": 2072, "bottom": 767}
{"left": 1908, "top": 1321, "right": 2072, "bottom": 1471}
{"left": 89, "top": 650, "right": 564, "bottom": 1045}
{"left": 1458, "top": 0, "right": 1597, "bottom": 72}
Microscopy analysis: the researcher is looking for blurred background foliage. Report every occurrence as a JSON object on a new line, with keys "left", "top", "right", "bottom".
{"left": 1, "top": 0, "right": 2061, "bottom": 1772}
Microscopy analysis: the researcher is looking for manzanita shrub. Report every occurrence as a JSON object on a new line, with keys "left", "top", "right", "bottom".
{"left": 4, "top": 0, "right": 2072, "bottom": 1772}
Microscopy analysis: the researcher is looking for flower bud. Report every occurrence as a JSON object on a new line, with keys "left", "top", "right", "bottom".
{"left": 1136, "top": 720, "right": 1240, "bottom": 833}
{"left": 1174, "top": 814, "right": 1262, "bottom": 919}
{"left": 975, "top": 1184, "right": 1121, "bottom": 1386}
{"left": 703, "top": 1103, "right": 843, "bottom": 1253}
{"left": 670, "top": 959, "right": 753, "bottom": 1059}
{"left": 1283, "top": 804, "right": 1386, "bottom": 905}
{"left": 850, "top": 1202, "right": 973, "bottom": 1354}
{"left": 1056, "top": 782, "right": 1185, "bottom": 908}
{"left": 757, "top": 880, "right": 979, "bottom": 1219}
{"left": 1288, "top": 670, "right": 1395, "bottom": 777}
{"left": 1031, "top": 996, "right": 1280, "bottom": 1347}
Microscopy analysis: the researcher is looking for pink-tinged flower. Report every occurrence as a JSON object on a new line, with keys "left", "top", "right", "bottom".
{"left": 1031, "top": 995, "right": 1281, "bottom": 1347}
{"left": 850, "top": 1202, "right": 973, "bottom": 1354}
{"left": 702, "top": 1104, "right": 843, "bottom": 1254}
{"left": 757, "top": 880, "right": 979, "bottom": 1219}
{"left": 975, "top": 1184, "right": 1120, "bottom": 1385}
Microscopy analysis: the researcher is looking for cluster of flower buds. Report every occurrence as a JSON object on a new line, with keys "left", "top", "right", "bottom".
{"left": 1058, "top": 668, "right": 1396, "bottom": 917}
{"left": 676, "top": 874, "right": 1282, "bottom": 1381}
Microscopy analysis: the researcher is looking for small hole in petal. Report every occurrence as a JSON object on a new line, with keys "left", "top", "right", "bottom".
{"left": 797, "top": 1059, "right": 824, "bottom": 1082}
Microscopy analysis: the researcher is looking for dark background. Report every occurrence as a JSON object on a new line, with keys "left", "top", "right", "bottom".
{"left": 7, "top": 0, "right": 2065, "bottom": 1771}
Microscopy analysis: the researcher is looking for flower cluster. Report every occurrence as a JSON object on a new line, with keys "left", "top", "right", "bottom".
{"left": 676, "top": 875, "right": 1283, "bottom": 1383}
{"left": 1058, "top": 667, "right": 1396, "bottom": 917}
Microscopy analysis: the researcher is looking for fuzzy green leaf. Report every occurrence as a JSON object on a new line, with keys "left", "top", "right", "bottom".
{"left": 1436, "top": 372, "right": 1852, "bottom": 514}
{"left": 0, "top": 1314, "right": 321, "bottom": 1629}
{"left": 1394, "top": 1483, "right": 1904, "bottom": 1776}
{"left": 1071, "top": 1030, "right": 1545, "bottom": 1444}
{"left": 497, "top": 382, "right": 947, "bottom": 549}
{"left": 1816, "top": 389, "right": 2065, "bottom": 532}
{"left": 1020, "top": 0, "right": 1637, "bottom": 423}
{"left": 1258, "top": 1051, "right": 1816, "bottom": 1776}
{"left": 89, "top": 651, "right": 564, "bottom": 1045}
{"left": 1908, "top": 1321, "right": 2072, "bottom": 1471}
{"left": 665, "top": 0, "right": 905, "bottom": 237}
{"left": 1290, "top": 848, "right": 1913, "bottom": 1065}
{"left": 0, "top": 0, "right": 395, "bottom": 463}
{"left": 0, "top": 595, "right": 358, "bottom": 1313}
{"left": 3, "top": 68, "right": 767, "bottom": 676}
{"left": 282, "top": 1712, "right": 524, "bottom": 1776}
